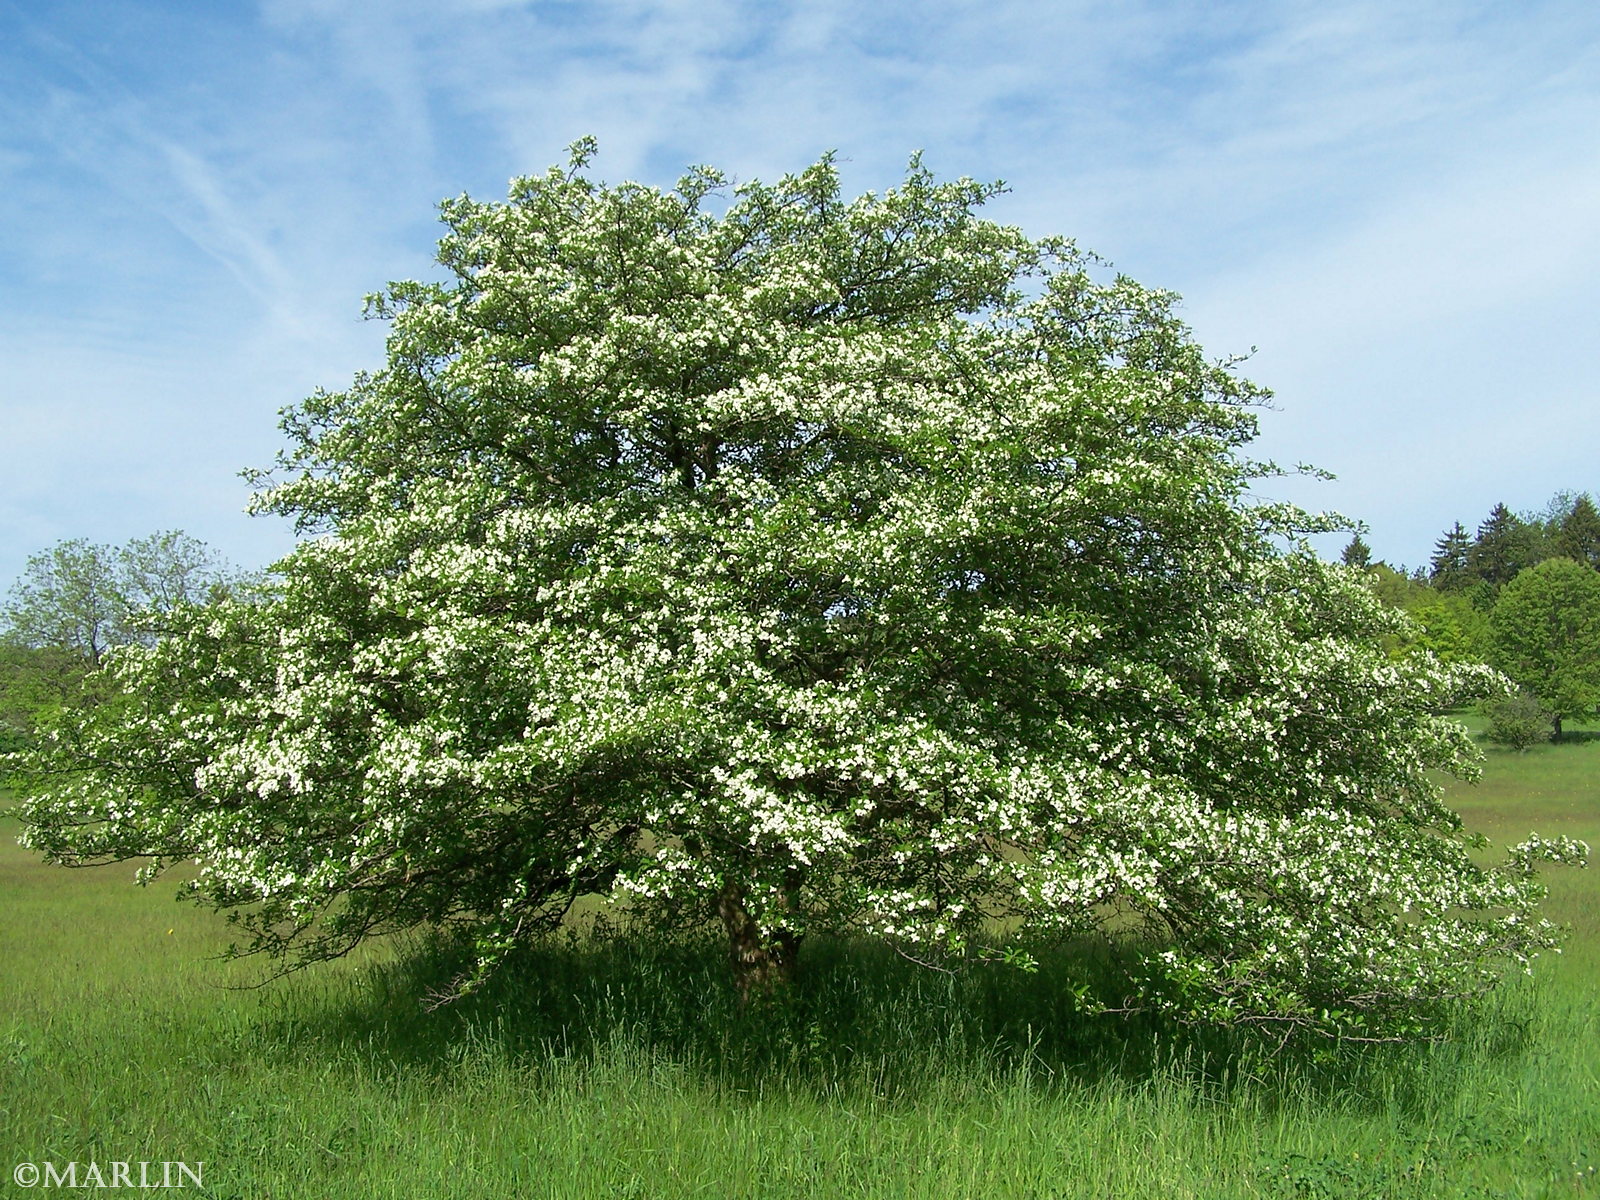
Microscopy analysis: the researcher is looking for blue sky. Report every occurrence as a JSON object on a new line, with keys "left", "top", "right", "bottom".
{"left": 3, "top": 0, "right": 1598, "bottom": 587}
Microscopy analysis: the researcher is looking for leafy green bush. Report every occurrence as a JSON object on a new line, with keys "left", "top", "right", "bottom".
{"left": 1482, "top": 691, "right": 1554, "bottom": 751}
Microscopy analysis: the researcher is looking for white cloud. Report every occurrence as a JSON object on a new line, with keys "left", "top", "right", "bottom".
{"left": 2, "top": 0, "right": 1598, "bottom": 582}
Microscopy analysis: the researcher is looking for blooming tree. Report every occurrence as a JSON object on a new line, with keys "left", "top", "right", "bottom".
{"left": 12, "top": 145, "right": 1586, "bottom": 1036}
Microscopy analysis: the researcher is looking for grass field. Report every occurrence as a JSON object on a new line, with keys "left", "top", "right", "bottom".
{"left": 2, "top": 724, "right": 1596, "bottom": 1198}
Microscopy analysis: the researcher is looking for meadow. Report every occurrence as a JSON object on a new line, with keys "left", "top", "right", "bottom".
{"left": 2, "top": 723, "right": 1596, "bottom": 1199}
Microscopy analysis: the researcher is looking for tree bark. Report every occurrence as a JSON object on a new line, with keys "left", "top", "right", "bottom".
{"left": 718, "top": 882, "right": 801, "bottom": 1001}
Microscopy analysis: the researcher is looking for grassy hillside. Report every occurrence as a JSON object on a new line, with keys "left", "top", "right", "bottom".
{"left": 2, "top": 725, "right": 1596, "bottom": 1199}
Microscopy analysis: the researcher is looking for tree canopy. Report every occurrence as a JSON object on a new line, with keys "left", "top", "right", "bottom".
{"left": 1555, "top": 494, "right": 1600, "bottom": 570}
{"left": 1339, "top": 534, "right": 1372, "bottom": 569}
{"left": 2, "top": 532, "right": 235, "bottom": 666}
{"left": 1489, "top": 557, "right": 1600, "bottom": 740}
{"left": 1428, "top": 522, "right": 1472, "bottom": 592}
{"left": 0, "top": 533, "right": 237, "bottom": 751}
{"left": 11, "top": 147, "right": 1585, "bottom": 1038}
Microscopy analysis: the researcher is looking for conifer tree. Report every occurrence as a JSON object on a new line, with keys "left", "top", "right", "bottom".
{"left": 1555, "top": 493, "right": 1600, "bottom": 570}
{"left": 1468, "top": 504, "right": 1533, "bottom": 588}
{"left": 1429, "top": 522, "right": 1472, "bottom": 590}
{"left": 1340, "top": 534, "right": 1372, "bottom": 568}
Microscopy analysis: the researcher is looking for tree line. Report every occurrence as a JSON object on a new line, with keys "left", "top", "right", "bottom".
{"left": 1341, "top": 491, "right": 1600, "bottom": 745}
{"left": 0, "top": 533, "right": 242, "bottom": 754}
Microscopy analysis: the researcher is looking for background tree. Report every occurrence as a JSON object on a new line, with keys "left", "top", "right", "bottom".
{"left": 1358, "top": 564, "right": 1436, "bottom": 659}
{"left": 1480, "top": 690, "right": 1555, "bottom": 753}
{"left": 1340, "top": 533, "right": 1372, "bottom": 568}
{"left": 1489, "top": 557, "right": 1600, "bottom": 741}
{"left": 117, "top": 531, "right": 234, "bottom": 640}
{"left": 1363, "top": 563, "right": 1426, "bottom": 610}
{"left": 1355, "top": 561, "right": 1491, "bottom": 666}
{"left": 1468, "top": 503, "right": 1536, "bottom": 589}
{"left": 0, "top": 532, "right": 234, "bottom": 751}
{"left": 1555, "top": 493, "right": 1600, "bottom": 570}
{"left": 12, "top": 148, "right": 1583, "bottom": 1039}
{"left": 1429, "top": 522, "right": 1472, "bottom": 590}
{"left": 3, "top": 539, "right": 126, "bottom": 668}
{"left": 2, "top": 531, "right": 232, "bottom": 664}
{"left": 1405, "top": 590, "right": 1491, "bottom": 665}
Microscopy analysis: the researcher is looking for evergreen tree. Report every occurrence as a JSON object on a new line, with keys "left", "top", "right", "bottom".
{"left": 1340, "top": 534, "right": 1372, "bottom": 568}
{"left": 1429, "top": 522, "right": 1472, "bottom": 590}
{"left": 1555, "top": 493, "right": 1600, "bottom": 570}
{"left": 1467, "top": 504, "right": 1533, "bottom": 588}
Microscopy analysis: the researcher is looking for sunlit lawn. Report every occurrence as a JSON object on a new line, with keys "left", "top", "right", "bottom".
{"left": 1, "top": 720, "right": 1596, "bottom": 1198}
{"left": 1446, "top": 715, "right": 1600, "bottom": 959}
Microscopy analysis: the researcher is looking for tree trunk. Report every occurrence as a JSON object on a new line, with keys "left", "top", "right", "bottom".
{"left": 718, "top": 882, "right": 801, "bottom": 1002}
{"left": 1553, "top": 714, "right": 1565, "bottom": 742}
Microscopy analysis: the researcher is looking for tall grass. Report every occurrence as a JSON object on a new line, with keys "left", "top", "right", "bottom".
{"left": 2, "top": 725, "right": 1597, "bottom": 1198}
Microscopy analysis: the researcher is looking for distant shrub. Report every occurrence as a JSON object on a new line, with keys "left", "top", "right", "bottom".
{"left": 0, "top": 719, "right": 29, "bottom": 756}
{"left": 1482, "top": 691, "right": 1554, "bottom": 751}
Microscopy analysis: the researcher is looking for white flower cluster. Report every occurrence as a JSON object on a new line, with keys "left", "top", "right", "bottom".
{"left": 12, "top": 149, "right": 1584, "bottom": 1033}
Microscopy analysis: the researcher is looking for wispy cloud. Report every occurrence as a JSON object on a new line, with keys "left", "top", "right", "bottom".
{"left": 2, "top": 0, "right": 1598, "bottom": 581}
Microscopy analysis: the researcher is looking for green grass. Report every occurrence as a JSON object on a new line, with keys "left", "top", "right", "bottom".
{"left": 2, "top": 727, "right": 1597, "bottom": 1199}
{"left": 1449, "top": 716, "right": 1600, "bottom": 965}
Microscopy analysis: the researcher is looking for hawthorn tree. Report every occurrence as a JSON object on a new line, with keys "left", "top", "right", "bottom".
{"left": 12, "top": 147, "right": 1586, "bottom": 1037}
